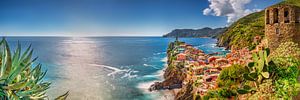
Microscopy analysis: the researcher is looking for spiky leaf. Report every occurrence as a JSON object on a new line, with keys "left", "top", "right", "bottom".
{"left": 55, "top": 91, "right": 69, "bottom": 100}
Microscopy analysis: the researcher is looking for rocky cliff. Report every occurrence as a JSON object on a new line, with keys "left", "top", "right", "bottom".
{"left": 149, "top": 41, "right": 186, "bottom": 91}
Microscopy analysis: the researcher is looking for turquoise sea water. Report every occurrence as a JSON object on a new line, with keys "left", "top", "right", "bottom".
{"left": 6, "top": 37, "right": 226, "bottom": 100}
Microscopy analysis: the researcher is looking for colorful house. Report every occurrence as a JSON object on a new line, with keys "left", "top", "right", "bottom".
{"left": 177, "top": 53, "right": 186, "bottom": 61}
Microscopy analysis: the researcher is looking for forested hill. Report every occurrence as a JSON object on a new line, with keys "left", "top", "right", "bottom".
{"left": 163, "top": 27, "right": 227, "bottom": 38}
{"left": 217, "top": 0, "right": 300, "bottom": 50}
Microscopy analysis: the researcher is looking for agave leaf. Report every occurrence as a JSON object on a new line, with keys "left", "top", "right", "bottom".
{"left": 4, "top": 41, "right": 12, "bottom": 75}
{"left": 6, "top": 57, "right": 38, "bottom": 84}
{"left": 29, "top": 95, "right": 48, "bottom": 99}
{"left": 12, "top": 42, "right": 21, "bottom": 69}
{"left": 6, "top": 65, "right": 26, "bottom": 84}
{"left": 22, "top": 49, "right": 33, "bottom": 66}
{"left": 2, "top": 80, "right": 28, "bottom": 90}
{"left": 55, "top": 91, "right": 69, "bottom": 100}
{"left": 0, "top": 90, "right": 7, "bottom": 96}
{"left": 17, "top": 82, "right": 50, "bottom": 97}
{"left": 32, "top": 91, "right": 46, "bottom": 97}
{"left": 20, "top": 44, "right": 32, "bottom": 61}
{"left": 0, "top": 50, "right": 6, "bottom": 77}
{"left": 1, "top": 41, "right": 12, "bottom": 79}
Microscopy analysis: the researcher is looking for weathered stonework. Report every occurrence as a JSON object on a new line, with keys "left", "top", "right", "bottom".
{"left": 265, "top": 4, "right": 300, "bottom": 51}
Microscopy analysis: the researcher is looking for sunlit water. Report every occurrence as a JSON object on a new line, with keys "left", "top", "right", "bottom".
{"left": 6, "top": 37, "right": 226, "bottom": 100}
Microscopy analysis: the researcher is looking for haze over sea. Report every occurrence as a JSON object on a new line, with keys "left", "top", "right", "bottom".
{"left": 6, "top": 37, "right": 226, "bottom": 100}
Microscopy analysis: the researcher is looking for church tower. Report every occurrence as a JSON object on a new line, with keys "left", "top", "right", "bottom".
{"left": 265, "top": 4, "right": 300, "bottom": 51}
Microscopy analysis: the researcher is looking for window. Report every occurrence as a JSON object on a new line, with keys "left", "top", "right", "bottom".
{"left": 284, "top": 8, "right": 290, "bottom": 23}
{"left": 276, "top": 28, "right": 280, "bottom": 35}
{"left": 266, "top": 10, "right": 270, "bottom": 24}
{"left": 274, "top": 8, "right": 279, "bottom": 23}
{"left": 297, "top": 12, "right": 300, "bottom": 23}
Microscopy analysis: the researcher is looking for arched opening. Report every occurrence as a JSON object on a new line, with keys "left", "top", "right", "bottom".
{"left": 276, "top": 28, "right": 280, "bottom": 35}
{"left": 284, "top": 8, "right": 290, "bottom": 23}
{"left": 266, "top": 10, "right": 270, "bottom": 24}
{"left": 296, "top": 12, "right": 300, "bottom": 23}
{"left": 274, "top": 8, "right": 279, "bottom": 23}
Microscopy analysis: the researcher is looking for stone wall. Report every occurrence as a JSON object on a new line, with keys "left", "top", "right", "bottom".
{"left": 265, "top": 4, "right": 300, "bottom": 51}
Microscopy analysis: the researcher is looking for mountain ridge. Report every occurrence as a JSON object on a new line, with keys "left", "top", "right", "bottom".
{"left": 163, "top": 27, "right": 227, "bottom": 38}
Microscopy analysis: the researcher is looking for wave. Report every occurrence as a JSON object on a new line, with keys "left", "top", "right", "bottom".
{"left": 61, "top": 40, "right": 95, "bottom": 44}
{"left": 143, "top": 64, "right": 160, "bottom": 69}
{"left": 153, "top": 52, "right": 166, "bottom": 55}
{"left": 210, "top": 43, "right": 217, "bottom": 48}
{"left": 89, "top": 64, "right": 138, "bottom": 79}
{"left": 135, "top": 53, "right": 176, "bottom": 100}
{"left": 160, "top": 57, "right": 167, "bottom": 62}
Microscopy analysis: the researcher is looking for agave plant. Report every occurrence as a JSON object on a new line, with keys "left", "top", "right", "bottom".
{"left": 0, "top": 38, "right": 68, "bottom": 99}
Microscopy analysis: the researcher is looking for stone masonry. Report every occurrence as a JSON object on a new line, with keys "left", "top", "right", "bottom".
{"left": 265, "top": 4, "right": 300, "bottom": 51}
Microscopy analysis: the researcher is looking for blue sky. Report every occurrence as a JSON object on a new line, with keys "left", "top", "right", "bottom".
{"left": 0, "top": 0, "right": 281, "bottom": 36}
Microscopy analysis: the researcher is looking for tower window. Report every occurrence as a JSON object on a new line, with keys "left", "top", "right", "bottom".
{"left": 274, "top": 8, "right": 279, "bottom": 23}
{"left": 266, "top": 10, "right": 270, "bottom": 24}
{"left": 297, "top": 12, "right": 300, "bottom": 23}
{"left": 284, "top": 8, "right": 290, "bottom": 23}
{"left": 276, "top": 28, "right": 280, "bottom": 35}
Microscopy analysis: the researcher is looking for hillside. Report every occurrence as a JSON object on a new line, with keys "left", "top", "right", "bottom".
{"left": 217, "top": 0, "right": 300, "bottom": 50}
{"left": 163, "top": 27, "right": 227, "bottom": 38}
{"left": 217, "top": 11, "right": 265, "bottom": 50}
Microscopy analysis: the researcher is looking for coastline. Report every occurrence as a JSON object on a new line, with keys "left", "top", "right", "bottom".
{"left": 148, "top": 39, "right": 227, "bottom": 99}
{"left": 137, "top": 56, "right": 176, "bottom": 100}
{"left": 148, "top": 38, "right": 253, "bottom": 99}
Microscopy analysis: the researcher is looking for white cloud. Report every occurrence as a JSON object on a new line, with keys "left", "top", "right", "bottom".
{"left": 203, "top": 8, "right": 212, "bottom": 15}
{"left": 203, "top": 0, "right": 262, "bottom": 24}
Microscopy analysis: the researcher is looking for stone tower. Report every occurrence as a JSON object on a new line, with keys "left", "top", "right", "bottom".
{"left": 265, "top": 4, "right": 300, "bottom": 51}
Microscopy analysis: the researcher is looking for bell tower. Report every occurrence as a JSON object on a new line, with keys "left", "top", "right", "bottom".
{"left": 265, "top": 4, "right": 300, "bottom": 51}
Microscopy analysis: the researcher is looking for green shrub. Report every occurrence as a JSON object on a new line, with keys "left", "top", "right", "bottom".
{"left": 275, "top": 66, "right": 300, "bottom": 99}
{"left": 202, "top": 88, "right": 237, "bottom": 100}
{"left": 217, "top": 64, "right": 246, "bottom": 87}
{"left": 270, "top": 42, "right": 300, "bottom": 99}
{"left": 271, "top": 41, "right": 300, "bottom": 68}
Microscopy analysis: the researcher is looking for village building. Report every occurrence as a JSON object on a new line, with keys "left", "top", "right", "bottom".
{"left": 265, "top": 4, "right": 300, "bottom": 51}
{"left": 177, "top": 53, "right": 186, "bottom": 61}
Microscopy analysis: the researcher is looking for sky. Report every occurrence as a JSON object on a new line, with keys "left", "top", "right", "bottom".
{"left": 0, "top": 0, "right": 281, "bottom": 36}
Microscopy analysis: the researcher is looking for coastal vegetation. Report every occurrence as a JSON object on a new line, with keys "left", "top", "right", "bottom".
{"left": 156, "top": 39, "right": 300, "bottom": 100}
{"left": 217, "top": 10, "right": 264, "bottom": 50}
{"left": 217, "top": 0, "right": 300, "bottom": 50}
{"left": 0, "top": 38, "right": 68, "bottom": 99}
{"left": 202, "top": 41, "right": 300, "bottom": 100}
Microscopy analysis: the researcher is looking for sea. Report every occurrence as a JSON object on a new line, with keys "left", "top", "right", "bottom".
{"left": 5, "top": 37, "right": 227, "bottom": 100}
